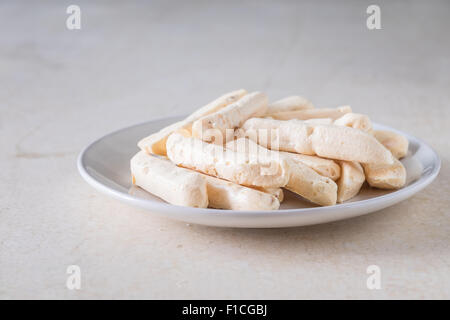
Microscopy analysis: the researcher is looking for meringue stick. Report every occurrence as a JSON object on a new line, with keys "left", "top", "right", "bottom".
{"left": 304, "top": 118, "right": 333, "bottom": 125}
{"left": 166, "top": 133, "right": 290, "bottom": 188}
{"left": 268, "top": 106, "right": 351, "bottom": 121}
{"left": 373, "top": 130, "right": 409, "bottom": 159}
{"left": 334, "top": 113, "right": 372, "bottom": 132}
{"left": 256, "top": 187, "right": 285, "bottom": 202}
{"left": 219, "top": 140, "right": 284, "bottom": 201}
{"left": 266, "top": 96, "right": 314, "bottom": 115}
{"left": 242, "top": 118, "right": 394, "bottom": 165}
{"left": 226, "top": 138, "right": 337, "bottom": 206}
{"left": 202, "top": 174, "right": 280, "bottom": 210}
{"left": 192, "top": 92, "right": 268, "bottom": 144}
{"left": 285, "top": 162, "right": 338, "bottom": 206}
{"left": 336, "top": 161, "right": 365, "bottom": 203}
{"left": 281, "top": 152, "right": 341, "bottom": 181}
{"left": 363, "top": 157, "right": 406, "bottom": 189}
{"left": 138, "top": 89, "right": 247, "bottom": 155}
{"left": 130, "top": 151, "right": 208, "bottom": 208}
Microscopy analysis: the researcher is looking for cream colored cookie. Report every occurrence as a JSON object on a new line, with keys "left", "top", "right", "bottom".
{"left": 252, "top": 187, "right": 284, "bottom": 202}
{"left": 281, "top": 152, "right": 341, "bottom": 181}
{"left": 285, "top": 163, "right": 337, "bottom": 206}
{"left": 363, "top": 157, "right": 406, "bottom": 189}
{"left": 130, "top": 151, "right": 208, "bottom": 208}
{"left": 334, "top": 113, "right": 372, "bottom": 132}
{"left": 226, "top": 138, "right": 337, "bottom": 206}
{"left": 266, "top": 96, "right": 314, "bottom": 115}
{"left": 268, "top": 106, "right": 351, "bottom": 121}
{"left": 336, "top": 161, "right": 365, "bottom": 203}
{"left": 304, "top": 118, "right": 334, "bottom": 125}
{"left": 192, "top": 91, "right": 268, "bottom": 144}
{"left": 203, "top": 174, "right": 280, "bottom": 210}
{"left": 138, "top": 89, "right": 247, "bottom": 155}
{"left": 242, "top": 118, "right": 394, "bottom": 165}
{"left": 166, "top": 133, "right": 290, "bottom": 188}
{"left": 373, "top": 130, "right": 409, "bottom": 159}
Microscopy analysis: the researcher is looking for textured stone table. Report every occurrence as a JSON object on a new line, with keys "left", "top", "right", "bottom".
{"left": 1, "top": 0, "right": 449, "bottom": 299}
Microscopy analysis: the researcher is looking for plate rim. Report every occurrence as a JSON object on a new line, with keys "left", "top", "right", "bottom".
{"left": 77, "top": 116, "right": 441, "bottom": 223}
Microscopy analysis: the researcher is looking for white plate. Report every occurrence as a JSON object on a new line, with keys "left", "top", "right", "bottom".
{"left": 78, "top": 116, "right": 440, "bottom": 228}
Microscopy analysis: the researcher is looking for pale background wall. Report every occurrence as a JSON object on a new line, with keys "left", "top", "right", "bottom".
{"left": 1, "top": 0, "right": 449, "bottom": 299}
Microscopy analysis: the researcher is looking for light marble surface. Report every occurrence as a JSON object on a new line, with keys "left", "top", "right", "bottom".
{"left": 1, "top": 0, "right": 449, "bottom": 299}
